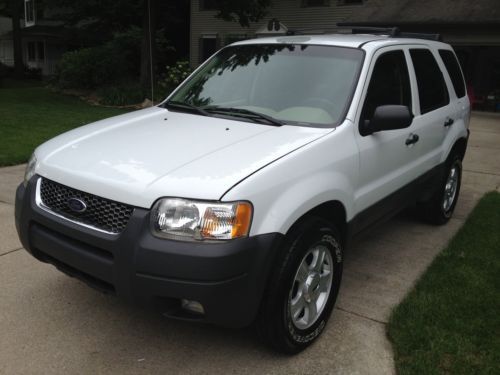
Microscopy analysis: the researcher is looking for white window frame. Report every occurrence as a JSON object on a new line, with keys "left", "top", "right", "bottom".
{"left": 25, "top": 0, "right": 36, "bottom": 27}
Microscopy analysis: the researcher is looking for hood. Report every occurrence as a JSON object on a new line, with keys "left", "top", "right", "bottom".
{"left": 35, "top": 107, "right": 332, "bottom": 208}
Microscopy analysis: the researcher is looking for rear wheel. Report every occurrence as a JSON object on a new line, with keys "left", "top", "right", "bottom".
{"left": 420, "top": 153, "right": 462, "bottom": 225}
{"left": 257, "top": 217, "right": 343, "bottom": 354}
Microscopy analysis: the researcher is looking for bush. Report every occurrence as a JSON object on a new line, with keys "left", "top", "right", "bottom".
{"left": 56, "top": 27, "right": 142, "bottom": 89}
{"left": 96, "top": 84, "right": 148, "bottom": 106}
{"left": 0, "top": 63, "right": 40, "bottom": 80}
{"left": 0, "top": 62, "right": 9, "bottom": 79}
{"left": 57, "top": 47, "right": 119, "bottom": 89}
{"left": 24, "top": 66, "right": 42, "bottom": 79}
{"left": 159, "top": 60, "right": 193, "bottom": 93}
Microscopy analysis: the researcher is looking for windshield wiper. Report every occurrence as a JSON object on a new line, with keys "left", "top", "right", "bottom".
{"left": 163, "top": 100, "right": 211, "bottom": 117}
{"left": 204, "top": 106, "right": 284, "bottom": 126}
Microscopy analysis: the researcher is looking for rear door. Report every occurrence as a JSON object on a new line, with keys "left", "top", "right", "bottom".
{"left": 438, "top": 48, "right": 471, "bottom": 137}
{"left": 405, "top": 47, "right": 454, "bottom": 176}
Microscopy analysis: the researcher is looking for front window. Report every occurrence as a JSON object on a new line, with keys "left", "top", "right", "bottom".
{"left": 361, "top": 50, "right": 412, "bottom": 125}
{"left": 168, "top": 44, "right": 364, "bottom": 127}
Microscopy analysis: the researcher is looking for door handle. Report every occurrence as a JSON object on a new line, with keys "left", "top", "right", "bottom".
{"left": 405, "top": 133, "right": 419, "bottom": 146}
{"left": 444, "top": 118, "right": 454, "bottom": 127}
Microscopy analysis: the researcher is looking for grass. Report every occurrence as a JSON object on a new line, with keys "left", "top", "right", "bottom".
{"left": 388, "top": 192, "right": 500, "bottom": 375}
{"left": 0, "top": 80, "right": 129, "bottom": 166}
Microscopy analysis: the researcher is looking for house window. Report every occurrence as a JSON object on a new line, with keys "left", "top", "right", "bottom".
{"left": 338, "top": 0, "right": 363, "bottom": 5}
{"left": 27, "top": 42, "right": 36, "bottom": 61}
{"left": 302, "top": 0, "right": 330, "bottom": 7}
{"left": 200, "top": 0, "right": 217, "bottom": 11}
{"left": 25, "top": 0, "right": 35, "bottom": 26}
{"left": 199, "top": 35, "right": 218, "bottom": 63}
{"left": 37, "top": 41, "right": 45, "bottom": 61}
{"left": 26, "top": 41, "right": 44, "bottom": 62}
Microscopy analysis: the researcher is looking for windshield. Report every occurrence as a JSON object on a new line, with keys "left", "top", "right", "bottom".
{"left": 167, "top": 44, "right": 364, "bottom": 127}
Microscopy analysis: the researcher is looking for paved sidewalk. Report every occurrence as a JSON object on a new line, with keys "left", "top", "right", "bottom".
{"left": 0, "top": 113, "right": 499, "bottom": 374}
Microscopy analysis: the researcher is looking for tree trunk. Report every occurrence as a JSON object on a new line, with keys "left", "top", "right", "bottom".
{"left": 10, "top": 0, "right": 23, "bottom": 78}
{"left": 140, "top": 0, "right": 157, "bottom": 94}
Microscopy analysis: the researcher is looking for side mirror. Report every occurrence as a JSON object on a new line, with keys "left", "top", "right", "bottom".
{"left": 361, "top": 105, "right": 413, "bottom": 136}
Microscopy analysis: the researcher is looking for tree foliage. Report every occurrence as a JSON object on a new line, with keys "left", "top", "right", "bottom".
{"left": 41, "top": 0, "right": 271, "bottom": 91}
{"left": 39, "top": 0, "right": 142, "bottom": 33}
{"left": 213, "top": 0, "right": 271, "bottom": 27}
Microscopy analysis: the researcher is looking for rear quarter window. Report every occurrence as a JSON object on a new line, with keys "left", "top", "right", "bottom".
{"left": 410, "top": 49, "right": 450, "bottom": 114}
{"left": 439, "top": 49, "right": 466, "bottom": 98}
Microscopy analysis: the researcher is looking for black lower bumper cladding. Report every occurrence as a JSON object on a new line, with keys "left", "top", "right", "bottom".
{"left": 15, "top": 177, "right": 283, "bottom": 328}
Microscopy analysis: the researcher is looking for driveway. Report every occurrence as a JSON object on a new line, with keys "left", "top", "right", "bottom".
{"left": 1, "top": 113, "right": 499, "bottom": 374}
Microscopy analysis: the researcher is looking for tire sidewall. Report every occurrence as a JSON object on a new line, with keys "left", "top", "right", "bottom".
{"left": 442, "top": 156, "right": 462, "bottom": 219}
{"left": 276, "top": 220, "right": 343, "bottom": 351}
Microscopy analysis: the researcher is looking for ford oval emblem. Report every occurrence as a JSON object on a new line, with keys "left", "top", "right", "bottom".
{"left": 67, "top": 197, "right": 87, "bottom": 213}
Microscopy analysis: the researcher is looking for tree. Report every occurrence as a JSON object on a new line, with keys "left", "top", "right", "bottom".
{"left": 213, "top": 0, "right": 271, "bottom": 27}
{"left": 140, "top": 0, "right": 156, "bottom": 88}
{"left": 39, "top": 0, "right": 271, "bottom": 92}
{"left": 0, "top": 0, "right": 24, "bottom": 77}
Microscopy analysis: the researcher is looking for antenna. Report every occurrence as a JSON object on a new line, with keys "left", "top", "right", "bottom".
{"left": 148, "top": 0, "right": 154, "bottom": 105}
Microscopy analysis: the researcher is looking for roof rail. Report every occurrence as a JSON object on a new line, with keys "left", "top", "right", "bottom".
{"left": 337, "top": 23, "right": 442, "bottom": 41}
{"left": 394, "top": 32, "right": 442, "bottom": 41}
{"left": 346, "top": 26, "right": 400, "bottom": 37}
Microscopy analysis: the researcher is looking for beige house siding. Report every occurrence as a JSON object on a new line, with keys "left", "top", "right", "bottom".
{"left": 190, "top": 0, "right": 364, "bottom": 66}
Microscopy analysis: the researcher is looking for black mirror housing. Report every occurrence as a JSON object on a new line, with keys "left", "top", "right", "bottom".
{"left": 362, "top": 105, "right": 413, "bottom": 136}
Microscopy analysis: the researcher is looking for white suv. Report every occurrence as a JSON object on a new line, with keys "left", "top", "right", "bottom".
{"left": 15, "top": 32, "right": 470, "bottom": 353}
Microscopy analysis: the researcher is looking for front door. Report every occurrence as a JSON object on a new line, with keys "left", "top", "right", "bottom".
{"left": 352, "top": 47, "right": 420, "bottom": 231}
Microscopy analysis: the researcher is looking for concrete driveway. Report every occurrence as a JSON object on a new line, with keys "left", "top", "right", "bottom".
{"left": 1, "top": 113, "right": 499, "bottom": 374}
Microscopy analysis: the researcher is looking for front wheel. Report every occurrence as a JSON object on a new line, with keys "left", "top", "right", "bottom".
{"left": 420, "top": 154, "right": 462, "bottom": 225}
{"left": 256, "top": 217, "right": 343, "bottom": 354}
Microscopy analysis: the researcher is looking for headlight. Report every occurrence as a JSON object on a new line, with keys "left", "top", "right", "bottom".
{"left": 23, "top": 154, "right": 37, "bottom": 187}
{"left": 151, "top": 198, "right": 252, "bottom": 241}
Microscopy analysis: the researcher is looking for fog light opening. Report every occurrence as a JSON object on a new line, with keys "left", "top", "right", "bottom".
{"left": 181, "top": 299, "right": 205, "bottom": 315}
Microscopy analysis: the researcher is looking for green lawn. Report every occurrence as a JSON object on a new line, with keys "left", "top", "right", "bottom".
{"left": 388, "top": 192, "right": 500, "bottom": 375}
{"left": 0, "top": 81, "right": 129, "bottom": 166}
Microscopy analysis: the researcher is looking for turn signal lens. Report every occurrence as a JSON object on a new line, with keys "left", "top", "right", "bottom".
{"left": 231, "top": 202, "right": 253, "bottom": 238}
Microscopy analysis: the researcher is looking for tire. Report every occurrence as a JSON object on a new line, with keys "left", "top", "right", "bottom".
{"left": 420, "top": 153, "right": 462, "bottom": 225}
{"left": 256, "top": 217, "right": 343, "bottom": 354}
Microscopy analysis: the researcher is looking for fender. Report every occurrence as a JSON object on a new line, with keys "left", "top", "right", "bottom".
{"left": 439, "top": 115, "right": 470, "bottom": 164}
{"left": 222, "top": 121, "right": 359, "bottom": 236}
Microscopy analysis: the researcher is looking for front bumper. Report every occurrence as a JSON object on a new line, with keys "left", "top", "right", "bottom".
{"left": 15, "top": 177, "right": 283, "bottom": 328}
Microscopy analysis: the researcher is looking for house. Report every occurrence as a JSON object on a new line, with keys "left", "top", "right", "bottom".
{"left": 0, "top": 16, "right": 13, "bottom": 67}
{"left": 190, "top": 0, "right": 366, "bottom": 65}
{"left": 190, "top": 0, "right": 500, "bottom": 109}
{"left": 0, "top": 0, "right": 67, "bottom": 76}
{"left": 343, "top": 0, "right": 500, "bottom": 109}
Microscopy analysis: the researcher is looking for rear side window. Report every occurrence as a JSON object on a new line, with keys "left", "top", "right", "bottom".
{"left": 410, "top": 49, "right": 449, "bottom": 114}
{"left": 361, "top": 50, "right": 412, "bottom": 123}
{"left": 439, "top": 50, "right": 466, "bottom": 98}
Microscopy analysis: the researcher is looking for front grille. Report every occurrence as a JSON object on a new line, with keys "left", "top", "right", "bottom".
{"left": 39, "top": 178, "right": 134, "bottom": 234}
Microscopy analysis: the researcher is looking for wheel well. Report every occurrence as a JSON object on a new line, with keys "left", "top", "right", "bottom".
{"left": 292, "top": 201, "right": 347, "bottom": 244}
{"left": 450, "top": 137, "right": 468, "bottom": 161}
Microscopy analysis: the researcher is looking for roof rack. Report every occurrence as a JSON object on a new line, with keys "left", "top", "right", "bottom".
{"left": 337, "top": 23, "right": 442, "bottom": 41}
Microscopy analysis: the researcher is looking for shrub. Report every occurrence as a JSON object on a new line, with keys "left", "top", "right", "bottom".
{"left": 24, "top": 66, "right": 42, "bottom": 79}
{"left": 96, "top": 84, "right": 148, "bottom": 106}
{"left": 56, "top": 27, "right": 142, "bottom": 89}
{"left": 159, "top": 60, "right": 193, "bottom": 93}
{"left": 57, "top": 47, "right": 119, "bottom": 89}
{"left": 0, "top": 62, "right": 9, "bottom": 79}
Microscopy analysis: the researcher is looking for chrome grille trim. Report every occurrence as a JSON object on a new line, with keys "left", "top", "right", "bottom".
{"left": 35, "top": 178, "right": 134, "bottom": 235}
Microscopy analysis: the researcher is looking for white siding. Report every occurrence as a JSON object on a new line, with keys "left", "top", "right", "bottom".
{"left": 190, "top": 0, "right": 364, "bottom": 65}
